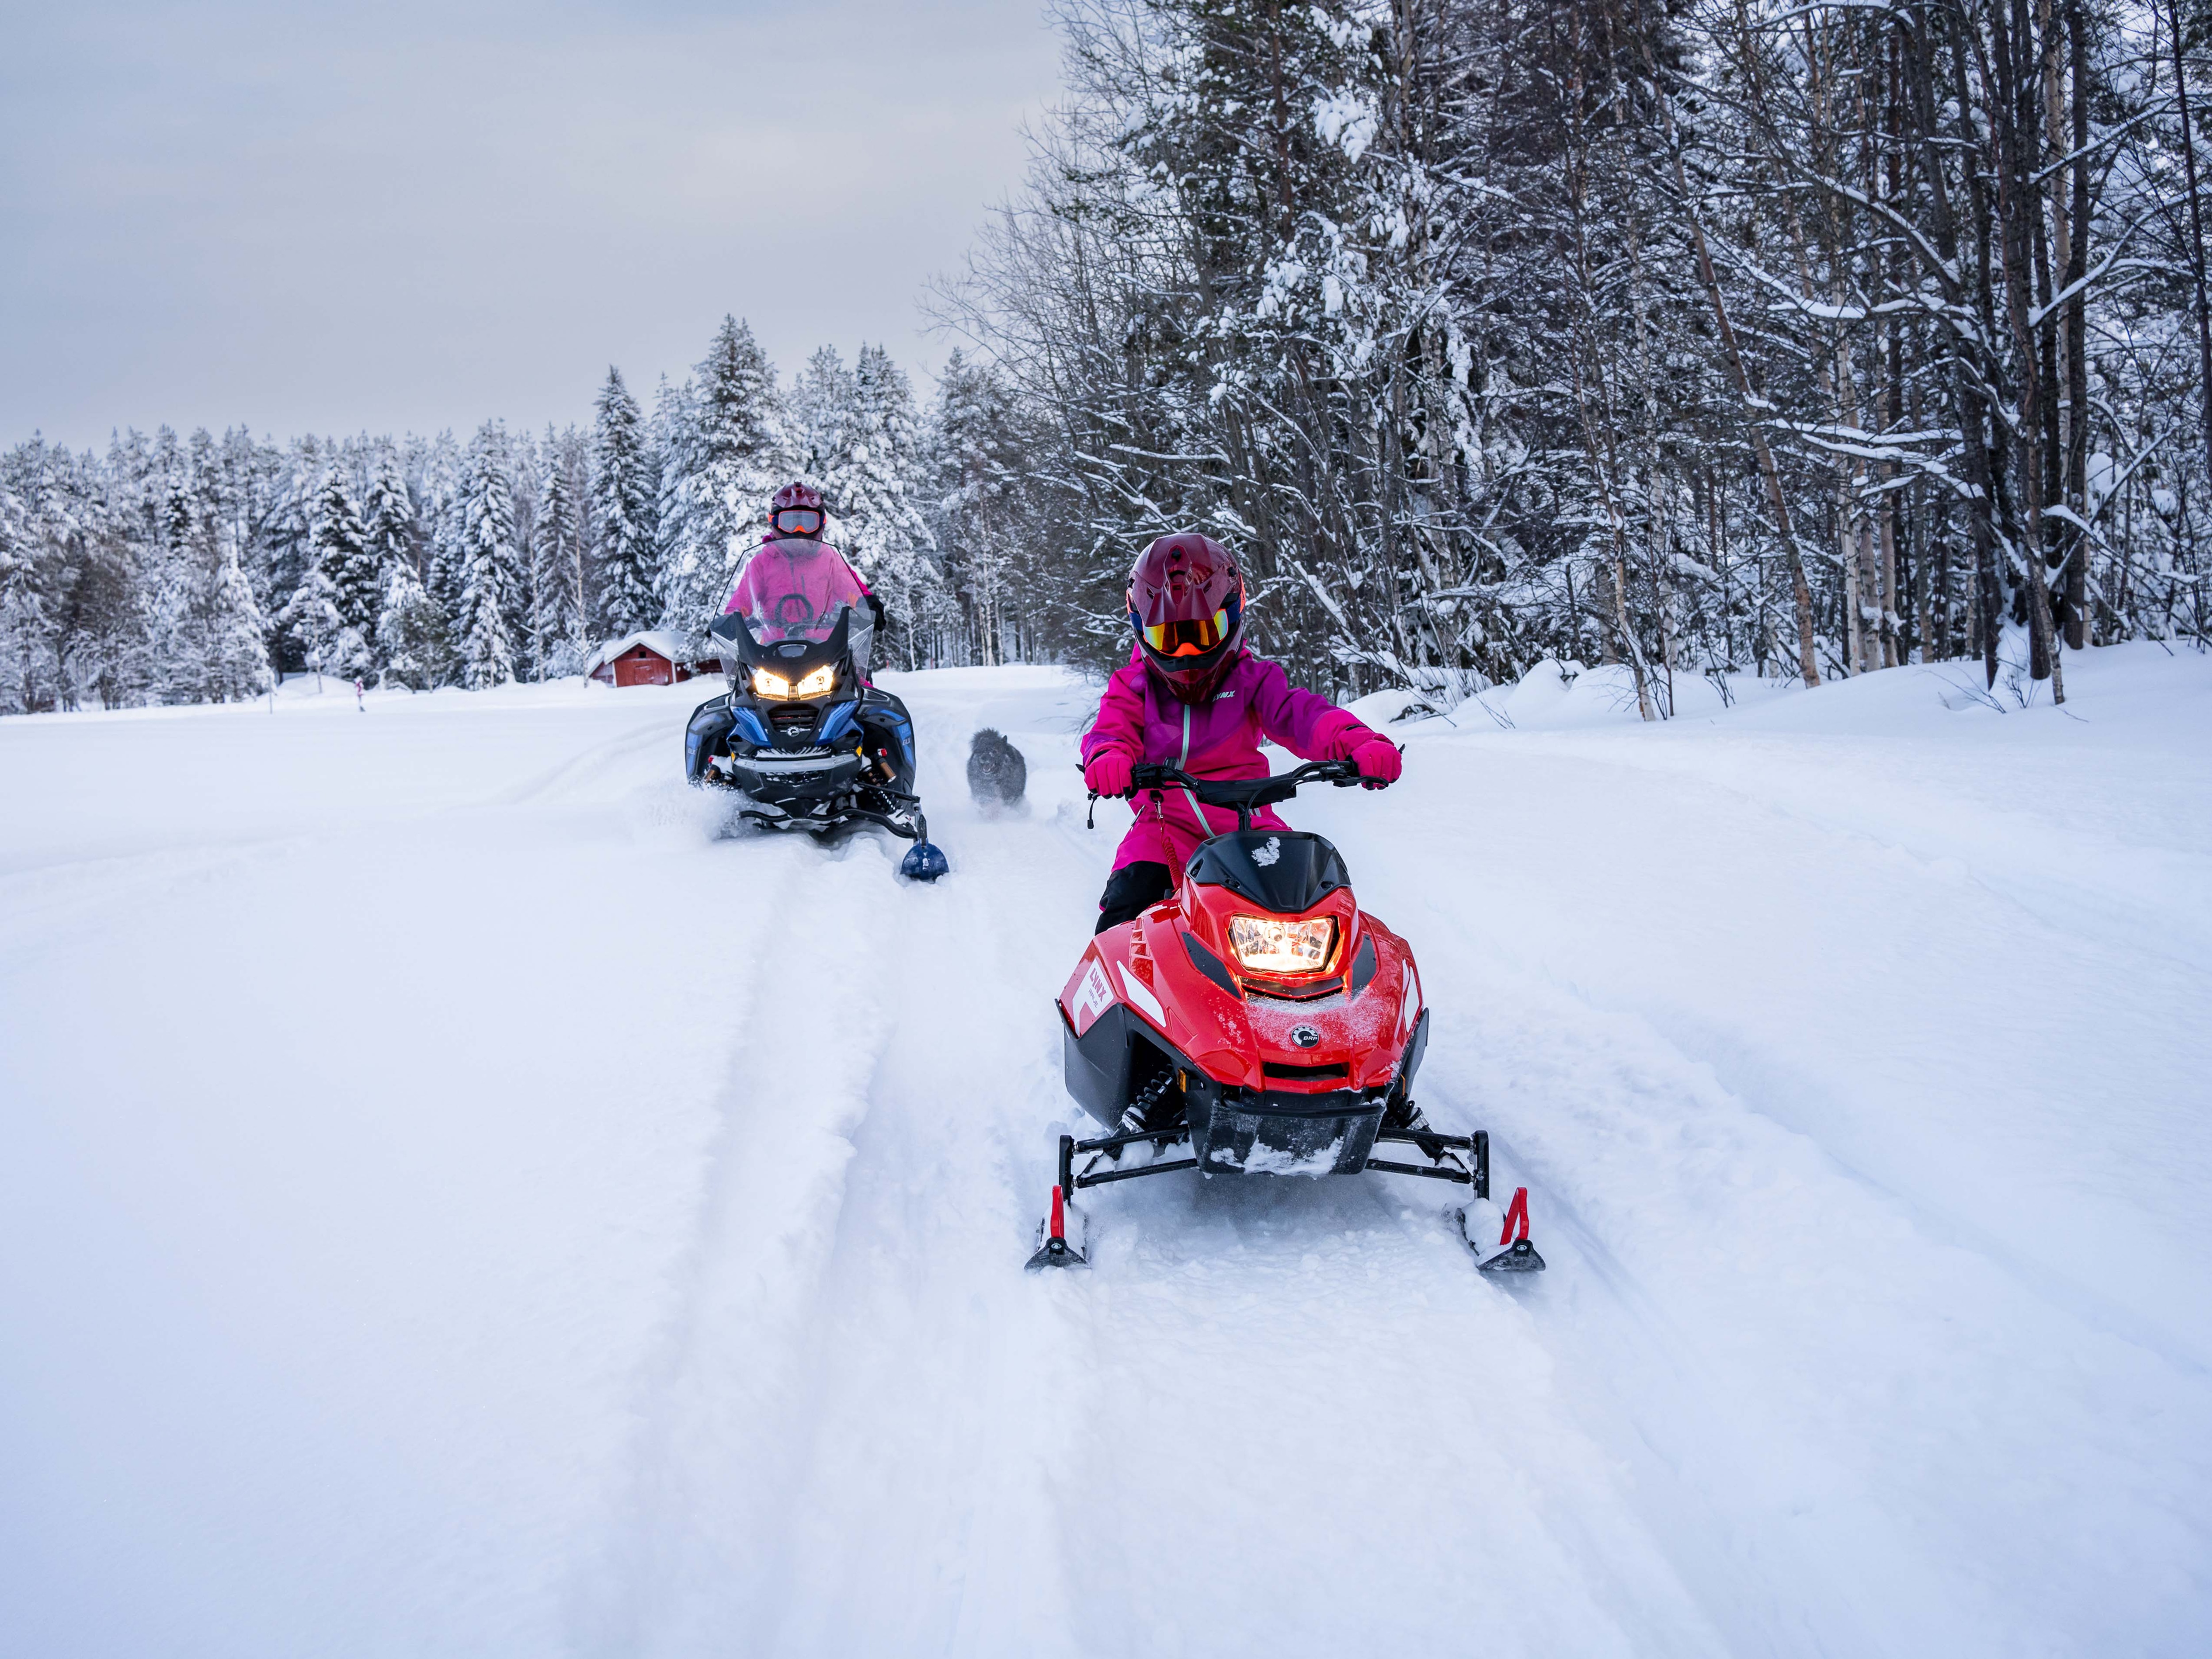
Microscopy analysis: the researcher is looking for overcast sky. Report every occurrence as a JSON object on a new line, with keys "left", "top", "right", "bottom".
{"left": 1, "top": 0, "right": 1061, "bottom": 450}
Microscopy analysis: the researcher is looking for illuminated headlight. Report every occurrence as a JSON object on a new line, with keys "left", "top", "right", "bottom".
{"left": 752, "top": 665, "right": 836, "bottom": 699}
{"left": 1228, "top": 914, "right": 1337, "bottom": 975}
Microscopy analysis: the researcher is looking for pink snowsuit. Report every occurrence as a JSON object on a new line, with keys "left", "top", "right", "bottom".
{"left": 722, "top": 535, "right": 874, "bottom": 639}
{"left": 1080, "top": 645, "right": 1378, "bottom": 879}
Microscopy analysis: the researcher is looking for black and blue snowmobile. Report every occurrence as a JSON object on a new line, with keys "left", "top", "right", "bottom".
{"left": 684, "top": 605, "right": 947, "bottom": 881}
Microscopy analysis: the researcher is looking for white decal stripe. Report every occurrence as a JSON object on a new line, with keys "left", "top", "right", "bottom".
{"left": 1117, "top": 961, "right": 1167, "bottom": 1028}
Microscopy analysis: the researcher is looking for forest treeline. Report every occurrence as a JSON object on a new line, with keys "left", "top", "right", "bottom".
{"left": 935, "top": 0, "right": 2212, "bottom": 710}
{"left": 6, "top": 0, "right": 2211, "bottom": 717}
{"left": 0, "top": 323, "right": 1041, "bottom": 711}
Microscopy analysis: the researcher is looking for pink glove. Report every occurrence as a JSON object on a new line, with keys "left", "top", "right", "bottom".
{"left": 1085, "top": 750, "right": 1136, "bottom": 797}
{"left": 1349, "top": 736, "right": 1402, "bottom": 788}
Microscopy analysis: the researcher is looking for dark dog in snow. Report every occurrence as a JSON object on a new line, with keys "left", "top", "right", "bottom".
{"left": 967, "top": 728, "right": 1028, "bottom": 808}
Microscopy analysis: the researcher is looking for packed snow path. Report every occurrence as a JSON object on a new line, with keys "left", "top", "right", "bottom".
{"left": 3, "top": 651, "right": 2208, "bottom": 1657}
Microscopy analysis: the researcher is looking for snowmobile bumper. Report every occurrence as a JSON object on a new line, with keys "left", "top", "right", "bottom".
{"left": 725, "top": 749, "right": 868, "bottom": 794}
{"left": 1187, "top": 1083, "right": 1386, "bottom": 1176}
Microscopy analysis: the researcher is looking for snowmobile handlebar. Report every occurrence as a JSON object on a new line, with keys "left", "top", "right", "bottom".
{"left": 1120, "top": 758, "right": 1367, "bottom": 808}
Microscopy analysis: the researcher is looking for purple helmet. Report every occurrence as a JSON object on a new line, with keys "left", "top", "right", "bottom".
{"left": 768, "top": 481, "right": 826, "bottom": 539}
{"left": 1128, "top": 532, "right": 1245, "bottom": 705}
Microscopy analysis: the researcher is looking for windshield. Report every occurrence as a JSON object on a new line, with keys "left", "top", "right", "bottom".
{"left": 730, "top": 540, "right": 867, "bottom": 644}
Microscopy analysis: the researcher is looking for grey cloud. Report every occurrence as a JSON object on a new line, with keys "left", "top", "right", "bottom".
{"left": 1, "top": 0, "right": 1059, "bottom": 446}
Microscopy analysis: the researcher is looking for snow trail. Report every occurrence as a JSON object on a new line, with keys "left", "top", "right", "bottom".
{"left": 1, "top": 653, "right": 2207, "bottom": 1657}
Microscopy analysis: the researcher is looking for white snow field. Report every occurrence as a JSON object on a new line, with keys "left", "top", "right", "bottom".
{"left": 2, "top": 646, "right": 2208, "bottom": 1658}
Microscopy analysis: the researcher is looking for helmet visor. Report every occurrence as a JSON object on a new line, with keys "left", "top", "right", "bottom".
{"left": 1139, "top": 604, "right": 1235, "bottom": 658}
{"left": 773, "top": 507, "right": 825, "bottom": 537}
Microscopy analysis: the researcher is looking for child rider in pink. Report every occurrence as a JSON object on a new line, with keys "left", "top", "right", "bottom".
{"left": 1079, "top": 533, "right": 1402, "bottom": 933}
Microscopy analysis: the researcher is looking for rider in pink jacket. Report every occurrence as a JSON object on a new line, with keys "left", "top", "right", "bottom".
{"left": 1080, "top": 533, "right": 1402, "bottom": 933}
{"left": 723, "top": 482, "right": 883, "bottom": 670}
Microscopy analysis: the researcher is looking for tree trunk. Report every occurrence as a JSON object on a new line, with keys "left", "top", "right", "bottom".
{"left": 2064, "top": 0, "right": 2090, "bottom": 647}
{"left": 1644, "top": 34, "right": 1821, "bottom": 687}
{"left": 2167, "top": 0, "right": 2212, "bottom": 487}
{"left": 1991, "top": 0, "right": 2064, "bottom": 696}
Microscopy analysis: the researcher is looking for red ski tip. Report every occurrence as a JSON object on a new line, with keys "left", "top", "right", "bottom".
{"left": 1501, "top": 1186, "right": 1531, "bottom": 1247}
{"left": 1026, "top": 1183, "right": 1089, "bottom": 1270}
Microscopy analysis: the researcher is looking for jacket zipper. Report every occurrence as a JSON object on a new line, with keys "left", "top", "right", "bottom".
{"left": 1175, "top": 704, "right": 1206, "bottom": 838}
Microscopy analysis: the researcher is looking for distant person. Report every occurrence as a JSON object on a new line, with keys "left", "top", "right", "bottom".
{"left": 722, "top": 482, "right": 886, "bottom": 678}
{"left": 1079, "top": 533, "right": 1402, "bottom": 933}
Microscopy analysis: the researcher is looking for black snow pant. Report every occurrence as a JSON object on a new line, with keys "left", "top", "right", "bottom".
{"left": 1095, "top": 860, "right": 1173, "bottom": 935}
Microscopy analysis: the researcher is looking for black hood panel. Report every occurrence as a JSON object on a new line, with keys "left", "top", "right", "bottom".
{"left": 1185, "top": 830, "right": 1349, "bottom": 915}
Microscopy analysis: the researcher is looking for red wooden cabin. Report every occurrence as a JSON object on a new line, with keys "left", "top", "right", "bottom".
{"left": 584, "top": 631, "right": 714, "bottom": 688}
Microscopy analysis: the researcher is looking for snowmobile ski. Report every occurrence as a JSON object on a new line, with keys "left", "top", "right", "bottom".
{"left": 1459, "top": 1186, "right": 1547, "bottom": 1274}
{"left": 1025, "top": 1177, "right": 1089, "bottom": 1270}
{"left": 900, "top": 839, "right": 949, "bottom": 881}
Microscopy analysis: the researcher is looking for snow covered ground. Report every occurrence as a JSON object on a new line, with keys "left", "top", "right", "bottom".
{"left": 2, "top": 647, "right": 2208, "bottom": 1657}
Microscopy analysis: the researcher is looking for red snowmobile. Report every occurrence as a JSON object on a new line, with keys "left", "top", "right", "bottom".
{"left": 1028, "top": 759, "right": 1544, "bottom": 1275}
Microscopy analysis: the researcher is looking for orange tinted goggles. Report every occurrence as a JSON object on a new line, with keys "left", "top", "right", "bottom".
{"left": 773, "top": 508, "right": 824, "bottom": 535}
{"left": 1141, "top": 608, "right": 1232, "bottom": 658}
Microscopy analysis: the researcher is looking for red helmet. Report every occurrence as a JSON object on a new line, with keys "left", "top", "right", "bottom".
{"left": 1127, "top": 532, "right": 1245, "bottom": 705}
{"left": 769, "top": 481, "right": 826, "bottom": 539}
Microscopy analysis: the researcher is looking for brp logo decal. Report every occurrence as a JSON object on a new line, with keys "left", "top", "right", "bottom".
{"left": 1290, "top": 1024, "right": 1321, "bottom": 1049}
{"left": 1252, "top": 836, "right": 1282, "bottom": 868}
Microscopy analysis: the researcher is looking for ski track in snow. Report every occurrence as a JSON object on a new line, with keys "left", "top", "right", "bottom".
{"left": 1, "top": 654, "right": 2208, "bottom": 1657}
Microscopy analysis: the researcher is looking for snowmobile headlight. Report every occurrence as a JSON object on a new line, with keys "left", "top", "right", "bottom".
{"left": 792, "top": 664, "right": 837, "bottom": 697}
{"left": 752, "top": 667, "right": 792, "bottom": 699}
{"left": 1228, "top": 914, "right": 1337, "bottom": 975}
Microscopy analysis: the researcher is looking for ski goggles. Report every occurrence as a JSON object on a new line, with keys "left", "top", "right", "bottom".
{"left": 1137, "top": 601, "right": 1237, "bottom": 658}
{"left": 772, "top": 508, "right": 825, "bottom": 536}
